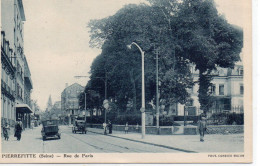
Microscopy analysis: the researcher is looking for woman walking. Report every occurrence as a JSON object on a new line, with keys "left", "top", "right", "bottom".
{"left": 3, "top": 122, "right": 10, "bottom": 141}
{"left": 14, "top": 119, "right": 23, "bottom": 141}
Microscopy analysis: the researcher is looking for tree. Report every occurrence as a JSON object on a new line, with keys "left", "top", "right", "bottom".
{"left": 174, "top": 0, "right": 243, "bottom": 112}
{"left": 88, "top": 4, "right": 193, "bottom": 115}
{"left": 146, "top": 0, "right": 243, "bottom": 113}
{"left": 87, "top": 0, "right": 243, "bottom": 116}
{"left": 78, "top": 85, "right": 101, "bottom": 117}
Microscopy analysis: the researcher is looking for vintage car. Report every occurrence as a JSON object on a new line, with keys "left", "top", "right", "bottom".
{"left": 72, "top": 118, "right": 87, "bottom": 134}
{"left": 41, "top": 120, "right": 61, "bottom": 140}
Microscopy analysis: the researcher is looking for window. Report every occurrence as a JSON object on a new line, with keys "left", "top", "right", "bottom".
{"left": 211, "top": 85, "right": 216, "bottom": 95}
{"left": 239, "top": 68, "right": 243, "bottom": 75}
{"left": 219, "top": 85, "right": 224, "bottom": 95}
{"left": 186, "top": 99, "right": 194, "bottom": 106}
{"left": 240, "top": 85, "right": 244, "bottom": 95}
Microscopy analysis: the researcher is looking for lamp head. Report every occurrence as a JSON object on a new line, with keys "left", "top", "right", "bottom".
{"left": 127, "top": 44, "right": 132, "bottom": 49}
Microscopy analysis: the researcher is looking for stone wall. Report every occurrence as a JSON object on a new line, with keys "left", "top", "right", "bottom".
{"left": 207, "top": 125, "right": 244, "bottom": 134}
{"left": 87, "top": 124, "right": 244, "bottom": 135}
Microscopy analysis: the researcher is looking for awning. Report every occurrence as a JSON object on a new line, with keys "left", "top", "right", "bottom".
{"left": 16, "top": 104, "right": 32, "bottom": 113}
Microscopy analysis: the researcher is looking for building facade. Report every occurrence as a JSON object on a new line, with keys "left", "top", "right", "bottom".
{"left": 176, "top": 61, "right": 244, "bottom": 116}
{"left": 61, "top": 83, "right": 84, "bottom": 124}
{"left": 1, "top": 32, "right": 16, "bottom": 126}
{"left": 23, "top": 56, "right": 33, "bottom": 128}
{"left": 1, "top": 0, "right": 33, "bottom": 128}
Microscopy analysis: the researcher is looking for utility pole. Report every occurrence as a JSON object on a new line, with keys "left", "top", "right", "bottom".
{"left": 155, "top": 47, "right": 160, "bottom": 135}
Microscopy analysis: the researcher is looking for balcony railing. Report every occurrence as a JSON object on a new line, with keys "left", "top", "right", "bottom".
{"left": 1, "top": 31, "right": 16, "bottom": 79}
{"left": 1, "top": 80, "right": 15, "bottom": 101}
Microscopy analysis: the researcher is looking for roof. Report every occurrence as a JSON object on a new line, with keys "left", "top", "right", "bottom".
{"left": 61, "top": 83, "right": 84, "bottom": 94}
{"left": 17, "top": 0, "right": 26, "bottom": 21}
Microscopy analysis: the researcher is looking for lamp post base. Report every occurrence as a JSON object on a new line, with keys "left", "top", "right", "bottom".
{"left": 141, "top": 111, "right": 145, "bottom": 139}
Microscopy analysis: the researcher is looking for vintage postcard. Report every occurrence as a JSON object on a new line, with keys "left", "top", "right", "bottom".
{"left": 0, "top": 0, "right": 252, "bottom": 163}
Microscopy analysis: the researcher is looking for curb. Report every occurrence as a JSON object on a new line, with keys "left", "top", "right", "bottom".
{"left": 88, "top": 129, "right": 197, "bottom": 153}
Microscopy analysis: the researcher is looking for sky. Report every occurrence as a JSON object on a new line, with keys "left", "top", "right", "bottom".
{"left": 22, "top": 0, "right": 246, "bottom": 110}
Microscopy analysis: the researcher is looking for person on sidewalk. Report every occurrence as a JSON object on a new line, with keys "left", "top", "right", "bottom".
{"left": 103, "top": 122, "right": 107, "bottom": 135}
{"left": 14, "top": 119, "right": 23, "bottom": 141}
{"left": 136, "top": 123, "right": 139, "bottom": 133}
{"left": 197, "top": 114, "right": 207, "bottom": 142}
{"left": 125, "top": 122, "right": 129, "bottom": 134}
{"left": 108, "top": 120, "right": 112, "bottom": 134}
{"left": 3, "top": 122, "right": 10, "bottom": 141}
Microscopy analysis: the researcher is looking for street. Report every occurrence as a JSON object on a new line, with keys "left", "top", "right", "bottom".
{"left": 2, "top": 126, "right": 181, "bottom": 153}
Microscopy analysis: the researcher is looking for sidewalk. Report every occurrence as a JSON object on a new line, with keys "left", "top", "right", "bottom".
{"left": 1, "top": 126, "right": 43, "bottom": 153}
{"left": 87, "top": 127, "right": 244, "bottom": 153}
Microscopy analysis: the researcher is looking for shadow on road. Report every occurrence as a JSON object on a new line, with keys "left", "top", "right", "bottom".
{"left": 43, "top": 137, "right": 61, "bottom": 141}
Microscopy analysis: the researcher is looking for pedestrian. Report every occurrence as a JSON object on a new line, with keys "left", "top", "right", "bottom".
{"left": 103, "top": 122, "right": 107, "bottom": 135}
{"left": 197, "top": 114, "right": 207, "bottom": 142}
{"left": 3, "top": 122, "right": 10, "bottom": 141}
{"left": 136, "top": 123, "right": 139, "bottom": 133}
{"left": 108, "top": 120, "right": 112, "bottom": 134}
{"left": 14, "top": 119, "right": 23, "bottom": 141}
{"left": 125, "top": 122, "right": 129, "bottom": 134}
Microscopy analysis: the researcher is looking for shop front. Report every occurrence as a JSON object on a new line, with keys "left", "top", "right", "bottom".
{"left": 16, "top": 104, "right": 33, "bottom": 129}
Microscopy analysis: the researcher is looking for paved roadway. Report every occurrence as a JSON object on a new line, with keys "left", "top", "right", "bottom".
{"left": 2, "top": 125, "right": 181, "bottom": 153}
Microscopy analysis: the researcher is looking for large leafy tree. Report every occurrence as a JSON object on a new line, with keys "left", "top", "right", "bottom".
{"left": 147, "top": 0, "right": 243, "bottom": 113}
{"left": 86, "top": 0, "right": 243, "bottom": 116}
{"left": 174, "top": 0, "right": 243, "bottom": 112}
{"left": 87, "top": 4, "right": 193, "bottom": 114}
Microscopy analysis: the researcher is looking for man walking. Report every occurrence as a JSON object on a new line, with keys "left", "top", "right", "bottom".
{"left": 108, "top": 120, "right": 112, "bottom": 134}
{"left": 197, "top": 114, "right": 207, "bottom": 142}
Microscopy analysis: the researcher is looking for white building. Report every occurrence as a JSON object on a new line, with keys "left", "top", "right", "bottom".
{"left": 1, "top": 32, "right": 16, "bottom": 126}
{"left": 1, "top": 0, "right": 33, "bottom": 128}
{"left": 177, "top": 60, "right": 243, "bottom": 116}
{"left": 61, "top": 83, "right": 84, "bottom": 124}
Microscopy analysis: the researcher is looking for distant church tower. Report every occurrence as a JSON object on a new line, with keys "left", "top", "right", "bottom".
{"left": 46, "top": 95, "right": 53, "bottom": 112}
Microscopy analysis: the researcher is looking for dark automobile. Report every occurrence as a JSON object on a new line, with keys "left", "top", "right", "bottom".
{"left": 72, "top": 119, "right": 87, "bottom": 134}
{"left": 41, "top": 120, "right": 61, "bottom": 140}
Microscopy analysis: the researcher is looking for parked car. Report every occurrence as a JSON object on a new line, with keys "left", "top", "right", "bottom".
{"left": 41, "top": 119, "right": 61, "bottom": 140}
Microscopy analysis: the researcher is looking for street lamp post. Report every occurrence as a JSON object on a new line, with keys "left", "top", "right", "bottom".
{"left": 127, "top": 42, "right": 146, "bottom": 139}
{"left": 154, "top": 48, "right": 160, "bottom": 135}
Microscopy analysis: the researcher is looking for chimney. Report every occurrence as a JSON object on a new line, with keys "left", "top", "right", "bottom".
{"left": 65, "top": 83, "right": 68, "bottom": 89}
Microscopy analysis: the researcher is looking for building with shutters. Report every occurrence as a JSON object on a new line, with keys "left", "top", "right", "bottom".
{"left": 61, "top": 83, "right": 84, "bottom": 124}
{"left": 174, "top": 60, "right": 244, "bottom": 116}
{"left": 1, "top": 0, "right": 33, "bottom": 128}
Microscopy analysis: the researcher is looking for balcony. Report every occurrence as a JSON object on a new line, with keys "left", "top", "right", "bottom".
{"left": 1, "top": 80, "right": 15, "bottom": 101}
{"left": 1, "top": 32, "right": 16, "bottom": 79}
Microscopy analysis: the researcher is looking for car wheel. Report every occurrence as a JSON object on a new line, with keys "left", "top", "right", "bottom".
{"left": 43, "top": 136, "right": 46, "bottom": 141}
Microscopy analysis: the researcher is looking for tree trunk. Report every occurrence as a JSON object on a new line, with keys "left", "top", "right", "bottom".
{"left": 198, "top": 70, "right": 213, "bottom": 114}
